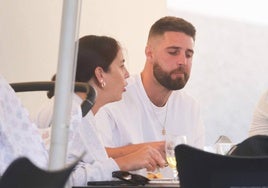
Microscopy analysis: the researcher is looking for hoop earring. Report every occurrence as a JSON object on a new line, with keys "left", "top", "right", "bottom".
{"left": 100, "top": 80, "right": 106, "bottom": 88}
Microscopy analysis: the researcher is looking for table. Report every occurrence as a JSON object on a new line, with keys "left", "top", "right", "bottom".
{"left": 73, "top": 184, "right": 179, "bottom": 188}
{"left": 73, "top": 180, "right": 180, "bottom": 188}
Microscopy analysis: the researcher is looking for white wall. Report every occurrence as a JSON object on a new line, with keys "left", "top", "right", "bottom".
{"left": 79, "top": 0, "right": 167, "bottom": 73}
{"left": 167, "top": 8, "right": 268, "bottom": 145}
{"left": 0, "top": 0, "right": 167, "bottom": 116}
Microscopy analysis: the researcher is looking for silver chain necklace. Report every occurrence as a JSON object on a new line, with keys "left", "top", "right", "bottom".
{"left": 150, "top": 101, "right": 169, "bottom": 135}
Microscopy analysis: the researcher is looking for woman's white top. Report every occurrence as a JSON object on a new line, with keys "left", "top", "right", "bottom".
{"left": 67, "top": 110, "right": 119, "bottom": 186}
{"left": 34, "top": 93, "right": 119, "bottom": 186}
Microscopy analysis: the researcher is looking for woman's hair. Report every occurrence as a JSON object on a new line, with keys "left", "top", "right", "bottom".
{"left": 76, "top": 35, "right": 121, "bottom": 82}
{"left": 47, "top": 35, "right": 121, "bottom": 98}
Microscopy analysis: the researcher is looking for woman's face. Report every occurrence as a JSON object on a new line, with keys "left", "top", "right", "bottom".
{"left": 104, "top": 49, "right": 129, "bottom": 102}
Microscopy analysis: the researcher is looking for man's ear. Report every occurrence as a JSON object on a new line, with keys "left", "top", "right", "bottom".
{"left": 145, "top": 45, "right": 152, "bottom": 60}
{"left": 145, "top": 44, "right": 155, "bottom": 62}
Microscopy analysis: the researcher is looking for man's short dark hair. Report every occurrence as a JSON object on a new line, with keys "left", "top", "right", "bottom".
{"left": 148, "top": 16, "right": 196, "bottom": 41}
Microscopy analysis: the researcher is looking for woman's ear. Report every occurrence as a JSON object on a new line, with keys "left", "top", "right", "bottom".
{"left": 95, "top": 67, "right": 106, "bottom": 88}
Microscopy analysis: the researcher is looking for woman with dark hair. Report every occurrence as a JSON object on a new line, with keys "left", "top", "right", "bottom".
{"left": 34, "top": 35, "right": 166, "bottom": 186}
{"left": 35, "top": 35, "right": 127, "bottom": 129}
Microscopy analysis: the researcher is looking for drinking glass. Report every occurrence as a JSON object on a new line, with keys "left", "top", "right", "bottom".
{"left": 165, "top": 134, "right": 187, "bottom": 181}
{"left": 215, "top": 143, "right": 234, "bottom": 155}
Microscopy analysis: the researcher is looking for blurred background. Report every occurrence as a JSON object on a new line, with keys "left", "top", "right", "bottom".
{"left": 1, "top": 0, "right": 267, "bottom": 146}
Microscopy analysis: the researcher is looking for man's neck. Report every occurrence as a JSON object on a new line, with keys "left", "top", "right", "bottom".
{"left": 140, "top": 71, "right": 172, "bottom": 107}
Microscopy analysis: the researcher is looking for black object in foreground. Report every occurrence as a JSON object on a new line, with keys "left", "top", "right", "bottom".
{"left": 0, "top": 157, "right": 77, "bottom": 188}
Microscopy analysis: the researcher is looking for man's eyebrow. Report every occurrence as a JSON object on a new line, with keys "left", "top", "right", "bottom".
{"left": 166, "top": 46, "right": 180, "bottom": 50}
{"left": 166, "top": 46, "right": 194, "bottom": 54}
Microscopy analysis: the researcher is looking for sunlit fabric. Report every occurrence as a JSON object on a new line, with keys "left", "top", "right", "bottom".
{"left": 0, "top": 75, "right": 48, "bottom": 175}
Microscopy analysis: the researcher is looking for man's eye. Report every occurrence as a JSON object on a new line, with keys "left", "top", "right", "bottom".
{"left": 186, "top": 52, "right": 193, "bottom": 58}
{"left": 168, "top": 51, "right": 179, "bottom": 55}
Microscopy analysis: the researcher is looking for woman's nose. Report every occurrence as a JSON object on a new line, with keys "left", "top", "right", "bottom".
{"left": 124, "top": 68, "right": 130, "bottom": 78}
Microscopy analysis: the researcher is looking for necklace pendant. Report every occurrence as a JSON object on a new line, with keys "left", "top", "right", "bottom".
{"left": 162, "top": 128, "right": 166, "bottom": 135}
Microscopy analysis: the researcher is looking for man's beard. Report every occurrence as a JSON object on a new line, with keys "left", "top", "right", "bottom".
{"left": 153, "top": 62, "right": 189, "bottom": 90}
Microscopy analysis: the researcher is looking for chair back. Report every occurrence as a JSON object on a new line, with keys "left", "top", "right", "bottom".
{"left": 175, "top": 144, "right": 268, "bottom": 188}
{"left": 229, "top": 135, "right": 268, "bottom": 156}
{"left": 10, "top": 81, "right": 96, "bottom": 117}
{"left": 0, "top": 157, "right": 77, "bottom": 188}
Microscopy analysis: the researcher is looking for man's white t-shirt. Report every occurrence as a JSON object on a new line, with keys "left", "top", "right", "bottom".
{"left": 95, "top": 74, "right": 205, "bottom": 148}
{"left": 95, "top": 74, "right": 205, "bottom": 178}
